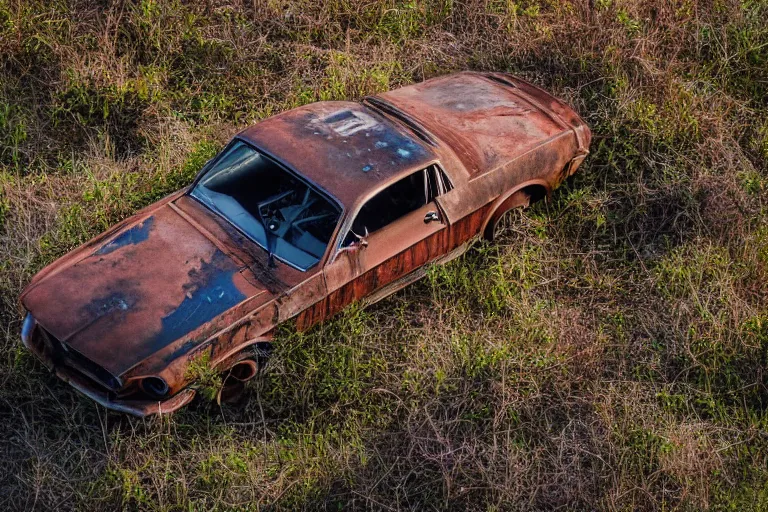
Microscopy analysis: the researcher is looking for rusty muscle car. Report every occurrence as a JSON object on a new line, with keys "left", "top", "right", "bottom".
{"left": 20, "top": 72, "right": 590, "bottom": 416}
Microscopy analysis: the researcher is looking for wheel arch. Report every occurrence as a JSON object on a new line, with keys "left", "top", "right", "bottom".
{"left": 212, "top": 333, "right": 274, "bottom": 373}
{"left": 480, "top": 179, "right": 551, "bottom": 240}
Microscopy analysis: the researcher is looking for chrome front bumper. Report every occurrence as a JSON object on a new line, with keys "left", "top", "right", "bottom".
{"left": 21, "top": 312, "right": 195, "bottom": 417}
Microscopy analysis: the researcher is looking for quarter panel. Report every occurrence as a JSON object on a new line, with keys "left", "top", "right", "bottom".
{"left": 436, "top": 135, "right": 572, "bottom": 224}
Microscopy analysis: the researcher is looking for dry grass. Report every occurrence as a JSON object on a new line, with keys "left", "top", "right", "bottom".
{"left": 1, "top": 0, "right": 767, "bottom": 510}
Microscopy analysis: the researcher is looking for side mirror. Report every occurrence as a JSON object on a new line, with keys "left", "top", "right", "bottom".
{"left": 330, "top": 227, "right": 370, "bottom": 264}
{"left": 351, "top": 227, "right": 369, "bottom": 248}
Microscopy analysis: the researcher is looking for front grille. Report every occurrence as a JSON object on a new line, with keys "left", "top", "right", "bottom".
{"left": 37, "top": 327, "right": 122, "bottom": 391}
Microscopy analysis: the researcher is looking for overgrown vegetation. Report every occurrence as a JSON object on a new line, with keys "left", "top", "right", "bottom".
{"left": 1, "top": 0, "right": 767, "bottom": 510}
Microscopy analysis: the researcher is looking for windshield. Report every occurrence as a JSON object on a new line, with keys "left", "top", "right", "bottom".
{"left": 190, "top": 140, "right": 342, "bottom": 271}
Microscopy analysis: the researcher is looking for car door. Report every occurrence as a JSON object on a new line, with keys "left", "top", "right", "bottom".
{"left": 295, "top": 164, "right": 453, "bottom": 329}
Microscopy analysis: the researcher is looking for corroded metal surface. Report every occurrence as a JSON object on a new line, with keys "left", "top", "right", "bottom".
{"left": 377, "top": 72, "right": 576, "bottom": 175}
{"left": 240, "top": 101, "right": 437, "bottom": 208}
{"left": 20, "top": 72, "right": 590, "bottom": 416}
{"left": 23, "top": 206, "right": 254, "bottom": 377}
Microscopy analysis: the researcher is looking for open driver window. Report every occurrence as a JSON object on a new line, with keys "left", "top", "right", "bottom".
{"left": 342, "top": 164, "right": 451, "bottom": 247}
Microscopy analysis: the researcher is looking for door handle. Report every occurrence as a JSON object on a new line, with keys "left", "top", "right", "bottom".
{"left": 424, "top": 211, "right": 440, "bottom": 224}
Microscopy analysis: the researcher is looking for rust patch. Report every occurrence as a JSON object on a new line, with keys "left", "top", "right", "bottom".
{"left": 241, "top": 101, "right": 435, "bottom": 209}
{"left": 376, "top": 72, "right": 569, "bottom": 175}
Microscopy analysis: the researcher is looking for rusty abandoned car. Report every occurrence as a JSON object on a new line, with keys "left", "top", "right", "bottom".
{"left": 20, "top": 72, "right": 591, "bottom": 416}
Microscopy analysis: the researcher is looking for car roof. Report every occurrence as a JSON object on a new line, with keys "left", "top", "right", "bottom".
{"left": 239, "top": 101, "right": 437, "bottom": 208}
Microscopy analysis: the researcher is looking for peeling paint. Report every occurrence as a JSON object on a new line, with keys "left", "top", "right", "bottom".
{"left": 321, "top": 109, "right": 379, "bottom": 136}
{"left": 95, "top": 217, "right": 155, "bottom": 255}
{"left": 79, "top": 286, "right": 138, "bottom": 328}
{"left": 148, "top": 251, "right": 247, "bottom": 353}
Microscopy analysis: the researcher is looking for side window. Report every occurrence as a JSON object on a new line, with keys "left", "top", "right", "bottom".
{"left": 425, "top": 163, "right": 453, "bottom": 199}
{"left": 342, "top": 164, "right": 452, "bottom": 246}
{"left": 432, "top": 164, "right": 453, "bottom": 194}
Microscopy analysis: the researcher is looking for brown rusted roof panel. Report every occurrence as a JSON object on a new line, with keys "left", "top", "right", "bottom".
{"left": 239, "top": 101, "right": 437, "bottom": 208}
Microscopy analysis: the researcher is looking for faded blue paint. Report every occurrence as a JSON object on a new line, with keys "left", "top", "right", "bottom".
{"left": 323, "top": 110, "right": 352, "bottom": 124}
{"left": 95, "top": 217, "right": 155, "bottom": 255}
{"left": 368, "top": 122, "right": 429, "bottom": 167}
{"left": 65, "top": 251, "right": 248, "bottom": 376}
{"left": 362, "top": 165, "right": 372, "bottom": 172}
{"left": 144, "top": 251, "right": 247, "bottom": 354}
{"left": 79, "top": 287, "right": 138, "bottom": 329}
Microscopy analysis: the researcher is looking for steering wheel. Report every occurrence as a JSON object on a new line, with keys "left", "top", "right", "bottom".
{"left": 279, "top": 189, "right": 321, "bottom": 235}
{"left": 292, "top": 212, "right": 334, "bottom": 233}
{"left": 257, "top": 190, "right": 294, "bottom": 232}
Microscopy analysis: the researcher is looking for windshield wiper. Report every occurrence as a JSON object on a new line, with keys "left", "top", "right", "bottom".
{"left": 254, "top": 206, "right": 278, "bottom": 268}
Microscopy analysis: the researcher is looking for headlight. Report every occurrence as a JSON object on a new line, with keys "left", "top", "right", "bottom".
{"left": 140, "top": 376, "right": 169, "bottom": 399}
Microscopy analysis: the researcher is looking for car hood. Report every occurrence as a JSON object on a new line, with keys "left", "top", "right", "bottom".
{"left": 21, "top": 202, "right": 267, "bottom": 377}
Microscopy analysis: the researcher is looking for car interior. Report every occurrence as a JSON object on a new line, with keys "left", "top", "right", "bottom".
{"left": 190, "top": 140, "right": 342, "bottom": 270}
